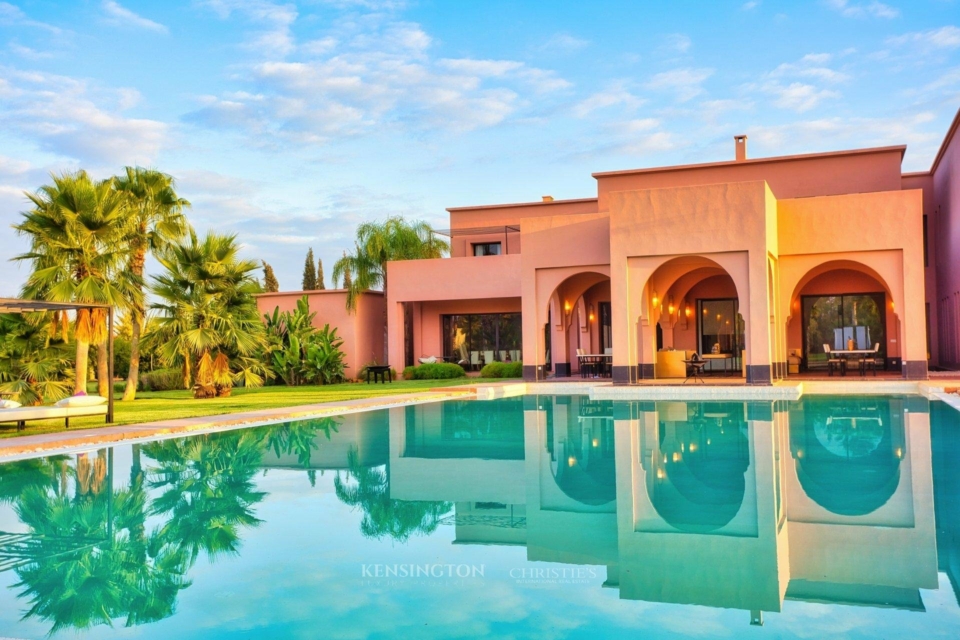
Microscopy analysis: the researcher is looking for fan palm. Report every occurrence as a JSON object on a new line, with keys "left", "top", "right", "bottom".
{"left": 147, "top": 231, "right": 266, "bottom": 397}
{"left": 114, "top": 167, "right": 190, "bottom": 401}
{"left": 0, "top": 312, "right": 74, "bottom": 405}
{"left": 333, "top": 217, "right": 447, "bottom": 362}
{"left": 14, "top": 171, "right": 140, "bottom": 395}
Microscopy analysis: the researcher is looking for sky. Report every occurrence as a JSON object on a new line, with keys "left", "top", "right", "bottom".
{"left": 0, "top": 0, "right": 959, "bottom": 295}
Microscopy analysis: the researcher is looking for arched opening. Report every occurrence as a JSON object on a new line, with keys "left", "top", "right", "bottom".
{"left": 645, "top": 402, "right": 750, "bottom": 532}
{"left": 644, "top": 256, "right": 746, "bottom": 379}
{"left": 544, "top": 271, "right": 611, "bottom": 377}
{"left": 789, "top": 397, "right": 903, "bottom": 515}
{"left": 787, "top": 260, "right": 898, "bottom": 374}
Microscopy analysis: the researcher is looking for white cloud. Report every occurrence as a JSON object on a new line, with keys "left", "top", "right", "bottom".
{"left": 887, "top": 25, "right": 960, "bottom": 50}
{"left": 826, "top": 0, "right": 899, "bottom": 19}
{"left": 186, "top": 12, "right": 570, "bottom": 142}
{"left": 8, "top": 42, "right": 54, "bottom": 59}
{"left": 765, "top": 82, "right": 841, "bottom": 112}
{"left": 572, "top": 81, "right": 645, "bottom": 117}
{"left": 769, "top": 53, "right": 850, "bottom": 83}
{"left": 645, "top": 67, "right": 713, "bottom": 102}
{"left": 536, "top": 32, "right": 589, "bottom": 53}
{"left": 663, "top": 34, "right": 691, "bottom": 54}
{"left": 200, "top": 0, "right": 299, "bottom": 57}
{"left": 742, "top": 1, "right": 761, "bottom": 10}
{"left": 0, "top": 1, "right": 61, "bottom": 32}
{"left": 102, "top": 1, "right": 168, "bottom": 33}
{"left": 0, "top": 67, "right": 169, "bottom": 165}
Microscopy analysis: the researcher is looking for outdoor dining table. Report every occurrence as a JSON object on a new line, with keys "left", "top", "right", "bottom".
{"left": 830, "top": 349, "right": 875, "bottom": 376}
{"left": 578, "top": 354, "right": 612, "bottom": 378}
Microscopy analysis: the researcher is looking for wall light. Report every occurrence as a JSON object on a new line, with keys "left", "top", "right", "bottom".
{"left": 564, "top": 300, "right": 572, "bottom": 314}
{"left": 588, "top": 303, "right": 595, "bottom": 322}
{"left": 652, "top": 290, "right": 659, "bottom": 308}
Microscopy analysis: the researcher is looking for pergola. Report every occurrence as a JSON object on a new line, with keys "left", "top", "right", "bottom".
{"left": 0, "top": 298, "right": 115, "bottom": 422}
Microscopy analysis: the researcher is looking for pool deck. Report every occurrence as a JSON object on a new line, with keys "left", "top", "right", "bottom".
{"left": 2, "top": 377, "right": 960, "bottom": 462}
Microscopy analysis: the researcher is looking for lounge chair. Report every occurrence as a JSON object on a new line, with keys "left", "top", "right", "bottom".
{"left": 0, "top": 396, "right": 109, "bottom": 431}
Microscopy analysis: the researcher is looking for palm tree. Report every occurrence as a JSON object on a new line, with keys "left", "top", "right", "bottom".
{"left": 333, "top": 217, "right": 447, "bottom": 361}
{"left": 14, "top": 171, "right": 140, "bottom": 395}
{"left": 148, "top": 231, "right": 266, "bottom": 397}
{"left": 114, "top": 167, "right": 190, "bottom": 401}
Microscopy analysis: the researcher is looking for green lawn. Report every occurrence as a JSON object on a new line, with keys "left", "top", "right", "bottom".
{"left": 0, "top": 379, "right": 480, "bottom": 440}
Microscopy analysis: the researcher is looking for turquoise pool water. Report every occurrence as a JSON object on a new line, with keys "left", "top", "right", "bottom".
{"left": 0, "top": 395, "right": 958, "bottom": 638}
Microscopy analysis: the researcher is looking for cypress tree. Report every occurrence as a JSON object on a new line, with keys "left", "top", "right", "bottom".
{"left": 302, "top": 248, "right": 317, "bottom": 290}
{"left": 342, "top": 250, "right": 352, "bottom": 289}
{"left": 317, "top": 257, "right": 326, "bottom": 290}
{"left": 262, "top": 261, "right": 280, "bottom": 292}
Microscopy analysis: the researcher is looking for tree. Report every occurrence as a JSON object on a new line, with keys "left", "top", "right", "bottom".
{"left": 14, "top": 171, "right": 140, "bottom": 395}
{"left": 147, "top": 231, "right": 267, "bottom": 398}
{"left": 341, "top": 251, "right": 352, "bottom": 289}
{"left": 114, "top": 167, "right": 190, "bottom": 402}
{"left": 262, "top": 261, "right": 280, "bottom": 292}
{"left": 302, "top": 248, "right": 317, "bottom": 290}
{"left": 0, "top": 312, "right": 74, "bottom": 406}
{"left": 333, "top": 217, "right": 447, "bottom": 361}
{"left": 317, "top": 257, "right": 326, "bottom": 290}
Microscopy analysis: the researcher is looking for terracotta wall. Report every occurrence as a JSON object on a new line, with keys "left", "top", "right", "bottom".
{"left": 595, "top": 147, "right": 904, "bottom": 211}
{"left": 255, "top": 290, "right": 384, "bottom": 379}
{"left": 932, "top": 112, "right": 960, "bottom": 367}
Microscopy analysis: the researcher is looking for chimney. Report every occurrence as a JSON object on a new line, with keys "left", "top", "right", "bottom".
{"left": 734, "top": 135, "right": 748, "bottom": 162}
{"left": 542, "top": 195, "right": 554, "bottom": 202}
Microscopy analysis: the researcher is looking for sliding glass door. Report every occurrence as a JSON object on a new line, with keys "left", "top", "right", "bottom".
{"left": 442, "top": 313, "right": 522, "bottom": 367}
{"left": 697, "top": 298, "right": 744, "bottom": 372}
{"left": 802, "top": 293, "right": 885, "bottom": 370}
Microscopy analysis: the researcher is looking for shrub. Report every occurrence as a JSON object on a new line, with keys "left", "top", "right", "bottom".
{"left": 402, "top": 363, "right": 466, "bottom": 380}
{"left": 479, "top": 361, "right": 523, "bottom": 378}
{"left": 140, "top": 368, "right": 183, "bottom": 392}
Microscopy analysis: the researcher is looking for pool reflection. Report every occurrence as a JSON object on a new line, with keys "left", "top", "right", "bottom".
{"left": 0, "top": 394, "right": 955, "bottom": 636}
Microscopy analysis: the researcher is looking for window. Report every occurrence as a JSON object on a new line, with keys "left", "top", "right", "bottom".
{"left": 801, "top": 293, "right": 885, "bottom": 370}
{"left": 442, "top": 313, "right": 522, "bottom": 367}
{"left": 473, "top": 242, "right": 501, "bottom": 256}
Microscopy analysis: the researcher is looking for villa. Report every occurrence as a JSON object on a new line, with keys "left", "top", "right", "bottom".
{"left": 261, "top": 108, "right": 960, "bottom": 384}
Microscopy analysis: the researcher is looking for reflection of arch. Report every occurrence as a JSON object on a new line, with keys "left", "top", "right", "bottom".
{"left": 646, "top": 408, "right": 750, "bottom": 532}
{"left": 790, "top": 398, "right": 902, "bottom": 515}
{"left": 548, "top": 403, "right": 616, "bottom": 506}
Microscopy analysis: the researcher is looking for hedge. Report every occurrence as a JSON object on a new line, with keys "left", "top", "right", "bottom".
{"left": 140, "top": 368, "right": 184, "bottom": 392}
{"left": 402, "top": 363, "right": 467, "bottom": 380}
{"left": 479, "top": 361, "right": 523, "bottom": 378}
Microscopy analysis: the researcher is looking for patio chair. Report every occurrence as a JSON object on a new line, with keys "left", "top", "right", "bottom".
{"left": 470, "top": 351, "right": 481, "bottom": 371}
{"left": 682, "top": 353, "right": 706, "bottom": 384}
{"left": 483, "top": 350, "right": 496, "bottom": 367}
{"left": 824, "top": 344, "right": 845, "bottom": 376}
{"left": 860, "top": 343, "right": 881, "bottom": 376}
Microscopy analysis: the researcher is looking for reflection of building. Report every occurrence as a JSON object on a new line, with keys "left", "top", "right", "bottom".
{"left": 383, "top": 394, "right": 947, "bottom": 624}
{"left": 931, "top": 401, "right": 960, "bottom": 606}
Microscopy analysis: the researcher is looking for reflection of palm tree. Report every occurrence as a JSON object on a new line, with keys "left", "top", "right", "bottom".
{"left": 0, "top": 455, "right": 69, "bottom": 505}
{"left": 334, "top": 449, "right": 450, "bottom": 541}
{"left": 145, "top": 430, "right": 266, "bottom": 564}
{"left": 11, "top": 453, "right": 190, "bottom": 635}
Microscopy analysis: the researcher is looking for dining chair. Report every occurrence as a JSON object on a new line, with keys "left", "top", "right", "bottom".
{"left": 860, "top": 343, "right": 881, "bottom": 376}
{"left": 823, "top": 344, "right": 845, "bottom": 376}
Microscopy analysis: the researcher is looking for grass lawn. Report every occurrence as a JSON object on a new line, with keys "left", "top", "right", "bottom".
{"left": 0, "top": 379, "right": 481, "bottom": 440}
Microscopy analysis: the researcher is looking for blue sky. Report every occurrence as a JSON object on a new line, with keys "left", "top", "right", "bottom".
{"left": 1, "top": 0, "right": 959, "bottom": 293}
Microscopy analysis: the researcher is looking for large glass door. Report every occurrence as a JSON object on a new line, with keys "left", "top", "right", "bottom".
{"left": 697, "top": 298, "right": 744, "bottom": 372}
{"left": 802, "top": 293, "right": 885, "bottom": 370}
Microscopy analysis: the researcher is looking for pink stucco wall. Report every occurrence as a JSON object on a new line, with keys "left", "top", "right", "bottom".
{"left": 595, "top": 146, "right": 905, "bottom": 211}
{"left": 932, "top": 110, "right": 960, "bottom": 367}
{"left": 255, "top": 290, "right": 385, "bottom": 380}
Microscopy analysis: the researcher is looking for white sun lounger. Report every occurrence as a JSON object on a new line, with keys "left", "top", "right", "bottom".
{"left": 0, "top": 404, "right": 109, "bottom": 431}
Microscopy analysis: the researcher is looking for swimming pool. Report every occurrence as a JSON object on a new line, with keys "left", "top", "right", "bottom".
{"left": 0, "top": 395, "right": 958, "bottom": 638}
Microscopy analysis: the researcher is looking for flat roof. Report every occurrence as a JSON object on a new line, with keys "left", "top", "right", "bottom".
{"left": 446, "top": 197, "right": 597, "bottom": 213}
{"left": 591, "top": 145, "right": 907, "bottom": 179}
{"left": 255, "top": 289, "right": 383, "bottom": 298}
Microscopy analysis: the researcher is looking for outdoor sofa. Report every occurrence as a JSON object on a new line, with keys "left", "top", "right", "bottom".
{"left": 0, "top": 396, "right": 109, "bottom": 431}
